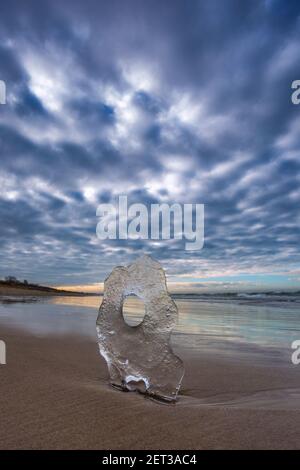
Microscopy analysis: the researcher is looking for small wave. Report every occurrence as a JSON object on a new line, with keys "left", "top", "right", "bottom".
{"left": 237, "top": 293, "right": 268, "bottom": 299}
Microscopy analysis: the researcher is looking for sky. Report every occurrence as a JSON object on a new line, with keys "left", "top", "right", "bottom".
{"left": 0, "top": 0, "right": 300, "bottom": 292}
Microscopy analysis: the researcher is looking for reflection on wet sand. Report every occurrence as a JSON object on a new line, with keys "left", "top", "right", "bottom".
{"left": 0, "top": 295, "right": 299, "bottom": 359}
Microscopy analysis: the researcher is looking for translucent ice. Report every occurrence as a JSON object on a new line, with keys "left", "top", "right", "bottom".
{"left": 96, "top": 255, "right": 184, "bottom": 402}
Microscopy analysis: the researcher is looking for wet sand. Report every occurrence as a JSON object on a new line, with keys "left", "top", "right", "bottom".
{"left": 0, "top": 325, "right": 299, "bottom": 449}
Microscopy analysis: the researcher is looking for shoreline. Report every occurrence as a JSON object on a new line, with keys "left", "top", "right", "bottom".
{"left": 0, "top": 285, "right": 97, "bottom": 297}
{"left": 0, "top": 323, "right": 299, "bottom": 449}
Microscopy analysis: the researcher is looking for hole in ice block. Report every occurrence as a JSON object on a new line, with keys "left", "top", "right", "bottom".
{"left": 122, "top": 295, "right": 145, "bottom": 327}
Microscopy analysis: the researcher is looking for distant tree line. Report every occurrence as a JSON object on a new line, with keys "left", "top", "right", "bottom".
{"left": 3, "top": 276, "right": 29, "bottom": 285}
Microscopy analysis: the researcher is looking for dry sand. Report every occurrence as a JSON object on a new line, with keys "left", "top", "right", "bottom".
{"left": 0, "top": 325, "right": 299, "bottom": 449}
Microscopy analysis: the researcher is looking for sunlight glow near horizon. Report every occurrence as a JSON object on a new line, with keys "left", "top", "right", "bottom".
{"left": 54, "top": 273, "right": 300, "bottom": 294}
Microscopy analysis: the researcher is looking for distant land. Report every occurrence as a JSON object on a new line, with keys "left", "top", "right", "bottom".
{"left": 0, "top": 278, "right": 95, "bottom": 297}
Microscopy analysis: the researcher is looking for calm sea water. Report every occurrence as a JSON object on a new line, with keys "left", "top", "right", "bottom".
{"left": 0, "top": 294, "right": 299, "bottom": 363}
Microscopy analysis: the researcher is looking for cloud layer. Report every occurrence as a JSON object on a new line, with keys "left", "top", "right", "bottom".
{"left": 0, "top": 0, "right": 299, "bottom": 288}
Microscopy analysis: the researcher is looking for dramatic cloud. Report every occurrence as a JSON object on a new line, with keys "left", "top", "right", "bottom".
{"left": 0, "top": 0, "right": 299, "bottom": 289}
